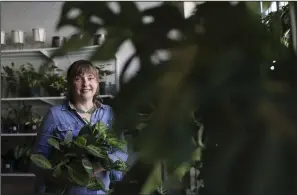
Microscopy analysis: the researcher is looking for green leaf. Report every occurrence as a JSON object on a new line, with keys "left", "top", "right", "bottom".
{"left": 74, "top": 136, "right": 87, "bottom": 148}
{"left": 30, "top": 154, "right": 53, "bottom": 169}
{"left": 49, "top": 33, "right": 92, "bottom": 59}
{"left": 64, "top": 131, "right": 73, "bottom": 144}
{"left": 90, "top": 35, "right": 127, "bottom": 61}
{"left": 245, "top": 1, "right": 261, "bottom": 15}
{"left": 93, "top": 122, "right": 108, "bottom": 139}
{"left": 86, "top": 145, "right": 106, "bottom": 158}
{"left": 112, "top": 160, "right": 128, "bottom": 172}
{"left": 106, "top": 137, "right": 126, "bottom": 152}
{"left": 67, "top": 165, "right": 89, "bottom": 186}
{"left": 173, "top": 162, "right": 192, "bottom": 180}
{"left": 87, "top": 177, "right": 105, "bottom": 191}
{"left": 262, "top": 1, "right": 273, "bottom": 12}
{"left": 53, "top": 165, "right": 62, "bottom": 177}
{"left": 82, "top": 157, "right": 94, "bottom": 174}
{"left": 65, "top": 153, "right": 77, "bottom": 158}
{"left": 78, "top": 124, "right": 91, "bottom": 136}
{"left": 47, "top": 138, "right": 60, "bottom": 150}
{"left": 192, "top": 147, "right": 202, "bottom": 161}
{"left": 140, "top": 162, "right": 162, "bottom": 194}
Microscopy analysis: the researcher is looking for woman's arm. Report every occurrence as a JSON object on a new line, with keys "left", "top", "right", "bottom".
{"left": 108, "top": 144, "right": 128, "bottom": 181}
{"left": 30, "top": 109, "right": 66, "bottom": 183}
{"left": 94, "top": 106, "right": 129, "bottom": 181}
{"left": 107, "top": 106, "right": 129, "bottom": 181}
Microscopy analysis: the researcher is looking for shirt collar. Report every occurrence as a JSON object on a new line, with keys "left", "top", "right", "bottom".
{"left": 61, "top": 99, "right": 107, "bottom": 111}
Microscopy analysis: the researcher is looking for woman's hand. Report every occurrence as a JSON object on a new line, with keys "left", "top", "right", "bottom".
{"left": 91, "top": 166, "right": 105, "bottom": 177}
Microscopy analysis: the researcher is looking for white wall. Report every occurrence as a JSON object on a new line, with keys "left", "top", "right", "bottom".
{"left": 1, "top": 1, "right": 163, "bottom": 82}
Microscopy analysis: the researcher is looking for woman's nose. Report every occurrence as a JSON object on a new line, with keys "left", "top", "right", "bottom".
{"left": 82, "top": 78, "right": 89, "bottom": 86}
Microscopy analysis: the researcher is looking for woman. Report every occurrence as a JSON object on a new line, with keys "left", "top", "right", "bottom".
{"left": 32, "top": 60, "right": 128, "bottom": 194}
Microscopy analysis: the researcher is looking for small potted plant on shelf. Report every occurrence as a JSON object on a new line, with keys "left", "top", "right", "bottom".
{"left": 13, "top": 145, "right": 32, "bottom": 173}
{"left": 42, "top": 64, "right": 67, "bottom": 97}
{"left": 15, "top": 103, "right": 42, "bottom": 133}
{"left": 29, "top": 121, "right": 127, "bottom": 194}
{"left": 1, "top": 148, "right": 15, "bottom": 173}
{"left": 1, "top": 63, "right": 19, "bottom": 98}
{"left": 23, "top": 114, "right": 43, "bottom": 133}
{"left": 3, "top": 103, "right": 34, "bottom": 133}
{"left": 2, "top": 109, "right": 19, "bottom": 133}
{"left": 17, "top": 63, "right": 43, "bottom": 97}
{"left": 96, "top": 64, "right": 114, "bottom": 95}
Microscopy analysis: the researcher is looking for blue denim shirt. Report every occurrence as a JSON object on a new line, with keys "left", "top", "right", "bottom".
{"left": 32, "top": 101, "right": 128, "bottom": 195}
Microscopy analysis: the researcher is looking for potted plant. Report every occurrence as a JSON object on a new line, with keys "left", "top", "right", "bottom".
{"left": 96, "top": 64, "right": 114, "bottom": 95}
{"left": 13, "top": 145, "right": 32, "bottom": 173}
{"left": 30, "top": 121, "right": 127, "bottom": 194}
{"left": 1, "top": 148, "right": 15, "bottom": 173}
{"left": 42, "top": 64, "right": 67, "bottom": 97}
{"left": 3, "top": 103, "right": 34, "bottom": 133}
{"left": 23, "top": 115, "right": 43, "bottom": 133}
{"left": 2, "top": 108, "right": 19, "bottom": 133}
{"left": 17, "top": 63, "right": 43, "bottom": 97}
{"left": 1, "top": 63, "right": 19, "bottom": 97}
{"left": 18, "top": 105, "right": 43, "bottom": 133}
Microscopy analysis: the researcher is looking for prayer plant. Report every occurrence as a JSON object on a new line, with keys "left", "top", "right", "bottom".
{"left": 30, "top": 121, "right": 127, "bottom": 193}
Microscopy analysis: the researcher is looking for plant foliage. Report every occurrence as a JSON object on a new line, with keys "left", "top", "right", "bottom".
{"left": 43, "top": 1, "right": 297, "bottom": 195}
{"left": 30, "top": 122, "right": 127, "bottom": 192}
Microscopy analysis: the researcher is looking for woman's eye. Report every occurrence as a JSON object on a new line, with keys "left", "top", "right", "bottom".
{"left": 88, "top": 77, "right": 94, "bottom": 80}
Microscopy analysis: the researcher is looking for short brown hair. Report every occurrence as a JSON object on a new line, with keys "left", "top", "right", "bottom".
{"left": 66, "top": 60, "right": 100, "bottom": 102}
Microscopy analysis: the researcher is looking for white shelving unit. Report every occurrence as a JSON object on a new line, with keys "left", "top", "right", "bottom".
{"left": 1, "top": 46, "right": 118, "bottom": 178}
{"left": 1, "top": 173, "right": 35, "bottom": 177}
{"left": 2, "top": 133, "right": 37, "bottom": 136}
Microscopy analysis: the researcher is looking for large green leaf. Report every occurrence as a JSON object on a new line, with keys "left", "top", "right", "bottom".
{"left": 140, "top": 162, "right": 162, "bottom": 194}
{"left": 82, "top": 157, "right": 94, "bottom": 174}
{"left": 106, "top": 137, "right": 126, "bottom": 152}
{"left": 64, "top": 131, "right": 73, "bottom": 144}
{"left": 49, "top": 33, "right": 92, "bottom": 59}
{"left": 87, "top": 177, "right": 105, "bottom": 191}
{"left": 67, "top": 164, "right": 89, "bottom": 186}
{"left": 30, "top": 154, "right": 53, "bottom": 169}
{"left": 86, "top": 145, "right": 106, "bottom": 158}
{"left": 47, "top": 138, "right": 60, "bottom": 150}
{"left": 111, "top": 160, "right": 128, "bottom": 172}
{"left": 90, "top": 35, "right": 127, "bottom": 61}
{"left": 73, "top": 136, "right": 87, "bottom": 148}
{"left": 52, "top": 167, "right": 61, "bottom": 178}
{"left": 92, "top": 122, "right": 107, "bottom": 138}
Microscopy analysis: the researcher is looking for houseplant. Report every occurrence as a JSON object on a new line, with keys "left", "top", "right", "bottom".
{"left": 18, "top": 105, "right": 43, "bottom": 133}
{"left": 30, "top": 121, "right": 127, "bottom": 193}
{"left": 2, "top": 107, "right": 20, "bottom": 133}
{"left": 17, "top": 63, "right": 43, "bottom": 97}
{"left": 1, "top": 63, "right": 18, "bottom": 97}
{"left": 41, "top": 64, "right": 67, "bottom": 97}
{"left": 47, "top": 1, "right": 297, "bottom": 195}
{"left": 13, "top": 144, "right": 32, "bottom": 173}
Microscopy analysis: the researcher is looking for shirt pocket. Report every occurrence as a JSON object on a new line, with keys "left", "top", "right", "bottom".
{"left": 54, "top": 121, "right": 80, "bottom": 141}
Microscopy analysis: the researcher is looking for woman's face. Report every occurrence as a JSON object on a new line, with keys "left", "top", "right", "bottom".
{"left": 73, "top": 71, "right": 98, "bottom": 102}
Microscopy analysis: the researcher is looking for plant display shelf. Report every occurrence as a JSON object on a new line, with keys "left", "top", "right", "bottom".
{"left": 1, "top": 173, "right": 35, "bottom": 177}
{"left": 1, "top": 45, "right": 99, "bottom": 57}
{"left": 1, "top": 133, "right": 37, "bottom": 136}
{"left": 1, "top": 95, "right": 114, "bottom": 105}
